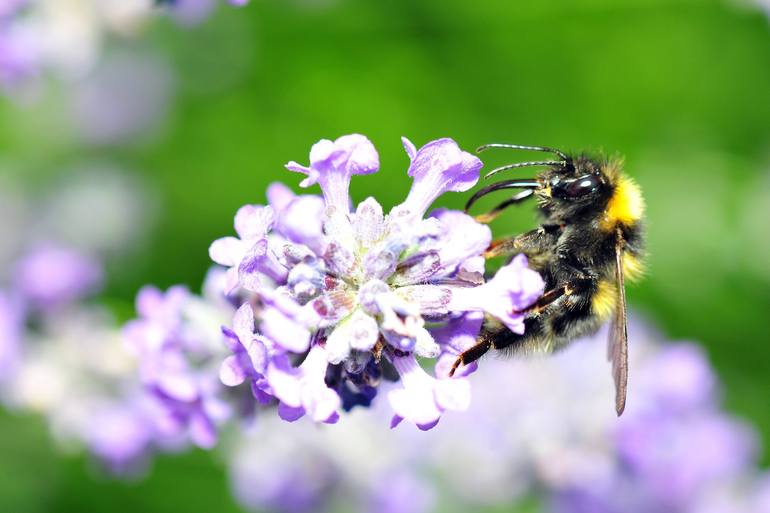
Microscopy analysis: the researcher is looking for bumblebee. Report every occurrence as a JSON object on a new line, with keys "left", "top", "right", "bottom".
{"left": 449, "top": 144, "right": 645, "bottom": 416}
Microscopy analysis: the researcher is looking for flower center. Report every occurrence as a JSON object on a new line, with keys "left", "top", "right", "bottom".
{"left": 357, "top": 279, "right": 389, "bottom": 316}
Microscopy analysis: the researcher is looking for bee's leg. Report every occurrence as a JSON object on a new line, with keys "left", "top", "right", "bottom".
{"left": 513, "top": 284, "right": 568, "bottom": 315}
{"left": 515, "top": 277, "right": 595, "bottom": 316}
{"left": 448, "top": 277, "right": 594, "bottom": 376}
{"left": 485, "top": 225, "right": 560, "bottom": 259}
{"left": 448, "top": 337, "right": 492, "bottom": 377}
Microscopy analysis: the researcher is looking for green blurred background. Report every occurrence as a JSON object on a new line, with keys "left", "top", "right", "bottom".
{"left": 1, "top": 0, "right": 769, "bottom": 511}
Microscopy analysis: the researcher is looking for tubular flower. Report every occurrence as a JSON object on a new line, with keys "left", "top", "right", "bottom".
{"left": 211, "top": 134, "right": 545, "bottom": 429}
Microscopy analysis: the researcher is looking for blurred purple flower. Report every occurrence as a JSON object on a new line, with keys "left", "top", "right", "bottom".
{"left": 548, "top": 337, "right": 762, "bottom": 513}
{"left": 167, "top": 0, "right": 217, "bottom": 26}
{"left": 367, "top": 472, "right": 436, "bottom": 513}
{"left": 615, "top": 414, "right": 756, "bottom": 510}
{"left": 632, "top": 342, "right": 717, "bottom": 413}
{"left": 0, "top": 0, "right": 27, "bottom": 20}
{"left": 162, "top": 0, "right": 249, "bottom": 26}
{"left": 123, "top": 285, "right": 231, "bottom": 448}
{"left": 0, "top": 290, "right": 22, "bottom": 383}
{"left": 211, "top": 134, "right": 544, "bottom": 428}
{"left": 85, "top": 400, "right": 155, "bottom": 475}
{"left": 230, "top": 424, "right": 340, "bottom": 513}
{"left": 69, "top": 52, "right": 173, "bottom": 145}
{"left": 14, "top": 245, "right": 103, "bottom": 310}
{"left": 753, "top": 476, "right": 770, "bottom": 513}
{"left": 0, "top": 20, "right": 41, "bottom": 94}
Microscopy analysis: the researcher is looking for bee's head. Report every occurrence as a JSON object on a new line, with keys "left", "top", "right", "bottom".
{"left": 538, "top": 155, "right": 615, "bottom": 221}
{"left": 466, "top": 145, "right": 617, "bottom": 224}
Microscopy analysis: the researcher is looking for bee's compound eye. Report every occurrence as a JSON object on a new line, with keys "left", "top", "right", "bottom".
{"left": 564, "top": 174, "right": 601, "bottom": 198}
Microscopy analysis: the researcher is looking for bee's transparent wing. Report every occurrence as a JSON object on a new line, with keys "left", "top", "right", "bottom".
{"left": 607, "top": 230, "right": 628, "bottom": 416}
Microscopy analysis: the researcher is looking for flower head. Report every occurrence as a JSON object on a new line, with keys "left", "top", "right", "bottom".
{"left": 211, "top": 134, "right": 544, "bottom": 429}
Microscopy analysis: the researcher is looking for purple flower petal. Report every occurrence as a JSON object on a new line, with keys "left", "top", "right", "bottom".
{"left": 276, "top": 195, "right": 326, "bottom": 249}
{"left": 432, "top": 312, "right": 483, "bottom": 378}
{"left": 325, "top": 310, "right": 379, "bottom": 364}
{"left": 392, "top": 138, "right": 482, "bottom": 220}
{"left": 238, "top": 239, "right": 287, "bottom": 290}
{"left": 448, "top": 254, "right": 544, "bottom": 334}
{"left": 277, "top": 402, "right": 305, "bottom": 422}
{"left": 266, "top": 181, "right": 296, "bottom": 213}
{"left": 429, "top": 209, "right": 492, "bottom": 275}
{"left": 220, "top": 355, "right": 248, "bottom": 387}
{"left": 286, "top": 134, "right": 379, "bottom": 211}
{"left": 260, "top": 292, "right": 317, "bottom": 353}
{"left": 266, "top": 346, "right": 341, "bottom": 424}
{"left": 387, "top": 353, "right": 470, "bottom": 430}
{"left": 234, "top": 204, "right": 274, "bottom": 240}
{"left": 209, "top": 236, "right": 244, "bottom": 267}
{"left": 401, "top": 136, "right": 417, "bottom": 160}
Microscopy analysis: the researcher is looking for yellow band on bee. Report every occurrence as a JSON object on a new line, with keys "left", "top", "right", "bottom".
{"left": 601, "top": 174, "right": 645, "bottom": 231}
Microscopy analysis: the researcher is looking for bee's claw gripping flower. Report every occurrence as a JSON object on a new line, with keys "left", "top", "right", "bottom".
{"left": 211, "top": 134, "right": 545, "bottom": 429}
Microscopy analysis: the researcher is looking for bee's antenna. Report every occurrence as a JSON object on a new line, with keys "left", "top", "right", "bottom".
{"left": 484, "top": 160, "right": 563, "bottom": 180}
{"left": 465, "top": 178, "right": 540, "bottom": 213}
{"left": 477, "top": 143, "right": 569, "bottom": 162}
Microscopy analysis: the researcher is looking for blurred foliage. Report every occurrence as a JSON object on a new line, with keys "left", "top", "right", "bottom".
{"left": 1, "top": 0, "right": 769, "bottom": 511}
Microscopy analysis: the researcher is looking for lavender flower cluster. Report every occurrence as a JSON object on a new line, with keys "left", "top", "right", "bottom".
{"left": 208, "top": 134, "right": 544, "bottom": 429}
{"left": 0, "top": 0, "right": 247, "bottom": 96}
{"left": 227, "top": 320, "right": 770, "bottom": 513}
{"left": 0, "top": 247, "right": 236, "bottom": 473}
{"left": 0, "top": 173, "right": 233, "bottom": 473}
